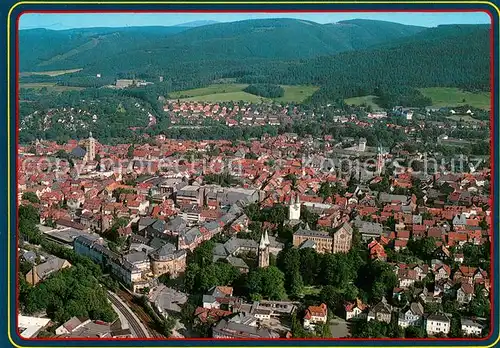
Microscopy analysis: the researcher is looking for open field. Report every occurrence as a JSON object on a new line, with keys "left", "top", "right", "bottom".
{"left": 169, "top": 84, "right": 249, "bottom": 99}
{"left": 182, "top": 91, "right": 266, "bottom": 103}
{"left": 20, "top": 82, "right": 85, "bottom": 92}
{"left": 419, "top": 87, "right": 490, "bottom": 110}
{"left": 170, "top": 83, "right": 318, "bottom": 103}
{"left": 274, "top": 85, "right": 319, "bottom": 103}
{"left": 344, "top": 95, "right": 382, "bottom": 110}
{"left": 20, "top": 68, "right": 83, "bottom": 77}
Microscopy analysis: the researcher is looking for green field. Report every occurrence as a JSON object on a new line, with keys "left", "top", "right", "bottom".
{"left": 275, "top": 85, "right": 319, "bottom": 103}
{"left": 20, "top": 82, "right": 84, "bottom": 92}
{"left": 344, "top": 95, "right": 382, "bottom": 110}
{"left": 419, "top": 87, "right": 490, "bottom": 110}
{"left": 182, "top": 91, "right": 266, "bottom": 103}
{"left": 169, "top": 83, "right": 318, "bottom": 103}
{"left": 20, "top": 68, "right": 83, "bottom": 77}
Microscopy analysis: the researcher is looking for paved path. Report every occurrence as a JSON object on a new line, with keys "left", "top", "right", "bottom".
{"left": 107, "top": 291, "right": 150, "bottom": 338}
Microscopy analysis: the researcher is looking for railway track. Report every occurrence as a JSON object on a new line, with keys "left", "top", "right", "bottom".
{"left": 107, "top": 291, "right": 150, "bottom": 338}
{"left": 114, "top": 289, "right": 166, "bottom": 339}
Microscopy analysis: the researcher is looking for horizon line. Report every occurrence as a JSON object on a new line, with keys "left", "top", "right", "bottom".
{"left": 18, "top": 17, "right": 490, "bottom": 31}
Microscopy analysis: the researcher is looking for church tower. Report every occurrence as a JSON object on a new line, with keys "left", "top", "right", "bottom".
{"left": 376, "top": 145, "right": 384, "bottom": 175}
{"left": 87, "top": 131, "right": 96, "bottom": 162}
{"left": 258, "top": 230, "right": 270, "bottom": 268}
{"left": 289, "top": 194, "right": 301, "bottom": 221}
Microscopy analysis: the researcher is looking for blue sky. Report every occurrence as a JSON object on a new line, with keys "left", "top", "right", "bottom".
{"left": 19, "top": 12, "right": 491, "bottom": 30}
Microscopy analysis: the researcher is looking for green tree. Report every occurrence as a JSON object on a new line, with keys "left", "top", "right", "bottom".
{"left": 22, "top": 192, "right": 40, "bottom": 204}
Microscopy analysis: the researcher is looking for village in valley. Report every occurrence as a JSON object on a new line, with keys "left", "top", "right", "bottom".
{"left": 16, "top": 13, "right": 493, "bottom": 342}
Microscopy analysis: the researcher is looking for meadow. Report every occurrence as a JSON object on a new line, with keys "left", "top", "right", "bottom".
{"left": 419, "top": 87, "right": 490, "bottom": 110}
{"left": 169, "top": 83, "right": 318, "bottom": 103}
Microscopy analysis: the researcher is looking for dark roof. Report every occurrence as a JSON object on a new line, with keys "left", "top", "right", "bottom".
{"left": 71, "top": 146, "right": 87, "bottom": 158}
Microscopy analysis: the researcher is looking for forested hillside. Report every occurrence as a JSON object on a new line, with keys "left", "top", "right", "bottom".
{"left": 20, "top": 18, "right": 425, "bottom": 73}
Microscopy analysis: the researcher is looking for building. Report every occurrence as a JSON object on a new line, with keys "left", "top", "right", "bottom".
{"left": 425, "top": 313, "right": 451, "bottom": 336}
{"left": 258, "top": 231, "right": 270, "bottom": 268}
{"left": 293, "top": 222, "right": 353, "bottom": 254}
{"left": 358, "top": 138, "right": 367, "bottom": 152}
{"left": 86, "top": 132, "right": 96, "bottom": 162}
{"left": 344, "top": 298, "right": 367, "bottom": 321}
{"left": 293, "top": 228, "right": 332, "bottom": 253}
{"left": 18, "top": 315, "right": 51, "bottom": 338}
{"left": 398, "top": 302, "right": 424, "bottom": 328}
{"left": 288, "top": 194, "right": 301, "bottom": 221}
{"left": 74, "top": 236, "right": 143, "bottom": 290}
{"left": 332, "top": 222, "right": 353, "bottom": 253}
{"left": 367, "top": 297, "right": 392, "bottom": 324}
{"left": 456, "top": 283, "right": 474, "bottom": 305}
{"left": 55, "top": 316, "right": 132, "bottom": 338}
{"left": 212, "top": 317, "right": 280, "bottom": 338}
{"left": 150, "top": 243, "right": 187, "bottom": 278}
{"left": 461, "top": 317, "right": 484, "bottom": 337}
{"left": 303, "top": 303, "right": 328, "bottom": 329}
{"left": 26, "top": 256, "right": 72, "bottom": 286}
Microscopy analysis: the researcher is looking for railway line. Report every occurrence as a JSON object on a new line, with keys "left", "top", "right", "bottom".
{"left": 114, "top": 289, "right": 166, "bottom": 339}
{"left": 107, "top": 291, "right": 151, "bottom": 338}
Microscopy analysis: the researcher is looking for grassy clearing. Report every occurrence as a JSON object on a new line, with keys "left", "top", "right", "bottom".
{"left": 20, "top": 68, "right": 83, "bottom": 77}
{"left": 170, "top": 83, "right": 318, "bottom": 103}
{"left": 344, "top": 95, "right": 382, "bottom": 110}
{"left": 169, "top": 84, "right": 249, "bottom": 99}
{"left": 275, "top": 85, "right": 319, "bottom": 103}
{"left": 182, "top": 91, "right": 266, "bottom": 103}
{"left": 20, "top": 82, "right": 84, "bottom": 92}
{"left": 419, "top": 87, "right": 490, "bottom": 110}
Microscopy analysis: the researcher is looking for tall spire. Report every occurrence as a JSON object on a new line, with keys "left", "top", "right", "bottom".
{"left": 89, "top": 131, "right": 93, "bottom": 139}
{"left": 259, "top": 233, "right": 267, "bottom": 250}
{"left": 263, "top": 230, "right": 270, "bottom": 246}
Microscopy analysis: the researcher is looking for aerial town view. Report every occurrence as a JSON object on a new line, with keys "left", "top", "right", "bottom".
{"left": 16, "top": 12, "right": 492, "bottom": 340}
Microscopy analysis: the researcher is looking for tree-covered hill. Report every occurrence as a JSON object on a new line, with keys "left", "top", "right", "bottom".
{"left": 20, "top": 18, "right": 426, "bottom": 73}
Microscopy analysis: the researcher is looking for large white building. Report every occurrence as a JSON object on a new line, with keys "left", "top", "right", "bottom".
{"left": 425, "top": 313, "right": 451, "bottom": 336}
{"left": 461, "top": 318, "right": 484, "bottom": 337}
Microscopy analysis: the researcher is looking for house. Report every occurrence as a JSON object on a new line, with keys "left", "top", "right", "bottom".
{"left": 398, "top": 302, "right": 424, "bottom": 328}
{"left": 397, "top": 268, "right": 417, "bottom": 289}
{"left": 213, "top": 316, "right": 280, "bottom": 338}
{"left": 26, "top": 257, "right": 72, "bottom": 286}
{"left": 344, "top": 298, "right": 368, "bottom": 321}
{"left": 367, "top": 297, "right": 392, "bottom": 324}
{"left": 433, "top": 263, "right": 451, "bottom": 281}
{"left": 456, "top": 283, "right": 474, "bottom": 305}
{"left": 303, "top": 303, "right": 328, "bottom": 329}
{"left": 461, "top": 317, "right": 484, "bottom": 337}
{"left": 18, "top": 315, "right": 52, "bottom": 338}
{"left": 425, "top": 312, "right": 451, "bottom": 336}
{"left": 55, "top": 317, "right": 91, "bottom": 335}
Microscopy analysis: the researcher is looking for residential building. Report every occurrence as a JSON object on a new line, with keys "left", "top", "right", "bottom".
{"left": 303, "top": 303, "right": 328, "bottom": 329}
{"left": 425, "top": 313, "right": 451, "bottom": 336}
{"left": 26, "top": 257, "right": 72, "bottom": 286}
{"left": 461, "top": 317, "right": 484, "bottom": 337}
{"left": 398, "top": 302, "right": 424, "bottom": 328}
{"left": 367, "top": 297, "right": 392, "bottom": 324}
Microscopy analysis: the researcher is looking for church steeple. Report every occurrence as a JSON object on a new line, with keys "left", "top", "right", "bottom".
{"left": 258, "top": 231, "right": 270, "bottom": 268}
